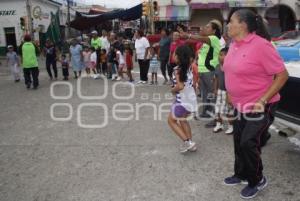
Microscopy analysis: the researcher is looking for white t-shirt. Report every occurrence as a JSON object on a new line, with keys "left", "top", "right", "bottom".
{"left": 100, "top": 36, "right": 110, "bottom": 52}
{"left": 90, "top": 52, "right": 97, "bottom": 63}
{"left": 116, "top": 50, "right": 125, "bottom": 65}
{"left": 220, "top": 37, "right": 226, "bottom": 49}
{"left": 135, "top": 37, "right": 150, "bottom": 60}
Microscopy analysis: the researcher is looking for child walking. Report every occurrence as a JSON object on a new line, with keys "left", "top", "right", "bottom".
{"left": 90, "top": 47, "right": 98, "bottom": 75}
{"left": 168, "top": 45, "right": 198, "bottom": 154}
{"left": 115, "top": 46, "right": 125, "bottom": 81}
{"left": 125, "top": 47, "right": 134, "bottom": 82}
{"left": 82, "top": 46, "right": 91, "bottom": 75}
{"left": 6, "top": 45, "right": 20, "bottom": 82}
{"left": 148, "top": 46, "right": 160, "bottom": 85}
{"left": 213, "top": 47, "right": 234, "bottom": 134}
{"left": 60, "top": 54, "right": 69, "bottom": 80}
{"left": 100, "top": 49, "right": 107, "bottom": 75}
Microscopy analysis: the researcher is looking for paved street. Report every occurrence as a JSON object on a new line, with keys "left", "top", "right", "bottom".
{"left": 0, "top": 59, "right": 300, "bottom": 201}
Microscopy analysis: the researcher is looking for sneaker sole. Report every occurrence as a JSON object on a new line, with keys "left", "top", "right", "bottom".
{"left": 213, "top": 128, "right": 223, "bottom": 133}
{"left": 257, "top": 179, "right": 268, "bottom": 191}
{"left": 180, "top": 149, "right": 189, "bottom": 154}
{"left": 188, "top": 145, "right": 197, "bottom": 152}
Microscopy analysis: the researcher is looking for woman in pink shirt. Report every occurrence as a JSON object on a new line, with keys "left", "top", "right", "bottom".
{"left": 223, "top": 9, "right": 288, "bottom": 199}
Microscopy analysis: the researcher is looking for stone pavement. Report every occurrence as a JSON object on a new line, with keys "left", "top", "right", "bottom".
{"left": 0, "top": 59, "right": 299, "bottom": 201}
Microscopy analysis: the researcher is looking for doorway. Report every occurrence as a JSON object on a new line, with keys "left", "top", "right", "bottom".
{"left": 4, "top": 27, "right": 17, "bottom": 51}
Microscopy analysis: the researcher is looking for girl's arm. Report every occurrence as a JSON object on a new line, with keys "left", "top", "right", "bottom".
{"left": 178, "top": 28, "right": 211, "bottom": 45}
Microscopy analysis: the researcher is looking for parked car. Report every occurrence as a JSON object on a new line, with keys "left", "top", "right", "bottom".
{"left": 276, "top": 38, "right": 300, "bottom": 62}
{"left": 276, "top": 61, "right": 300, "bottom": 126}
{"left": 272, "top": 30, "right": 300, "bottom": 42}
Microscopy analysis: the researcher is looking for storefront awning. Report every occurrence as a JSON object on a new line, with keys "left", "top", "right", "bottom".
{"left": 191, "top": 2, "right": 227, "bottom": 9}
{"left": 226, "top": 0, "right": 274, "bottom": 7}
{"left": 70, "top": 4, "right": 142, "bottom": 30}
{"left": 190, "top": 0, "right": 273, "bottom": 9}
{"left": 158, "top": 5, "right": 190, "bottom": 21}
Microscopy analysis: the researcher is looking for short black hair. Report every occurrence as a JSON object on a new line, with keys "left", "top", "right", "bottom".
{"left": 220, "top": 47, "right": 229, "bottom": 54}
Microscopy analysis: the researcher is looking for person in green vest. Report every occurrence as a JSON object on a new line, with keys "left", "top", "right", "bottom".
{"left": 19, "top": 34, "right": 40, "bottom": 89}
{"left": 91, "top": 30, "right": 102, "bottom": 72}
{"left": 179, "top": 20, "right": 222, "bottom": 118}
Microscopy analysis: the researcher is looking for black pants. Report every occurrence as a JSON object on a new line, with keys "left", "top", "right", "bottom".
{"left": 23, "top": 67, "right": 39, "bottom": 88}
{"left": 233, "top": 103, "right": 278, "bottom": 187}
{"left": 160, "top": 58, "right": 168, "bottom": 80}
{"left": 168, "top": 63, "right": 176, "bottom": 79}
{"left": 101, "top": 62, "right": 107, "bottom": 74}
{"left": 46, "top": 59, "right": 57, "bottom": 78}
{"left": 62, "top": 68, "right": 69, "bottom": 78}
{"left": 138, "top": 59, "right": 150, "bottom": 81}
{"left": 96, "top": 49, "right": 101, "bottom": 72}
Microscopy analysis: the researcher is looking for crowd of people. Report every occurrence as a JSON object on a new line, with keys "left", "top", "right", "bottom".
{"left": 5, "top": 8, "right": 289, "bottom": 200}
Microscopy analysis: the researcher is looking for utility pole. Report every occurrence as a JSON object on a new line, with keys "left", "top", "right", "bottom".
{"left": 149, "top": 0, "right": 154, "bottom": 34}
{"left": 66, "top": 0, "right": 71, "bottom": 39}
{"left": 25, "top": 0, "right": 33, "bottom": 38}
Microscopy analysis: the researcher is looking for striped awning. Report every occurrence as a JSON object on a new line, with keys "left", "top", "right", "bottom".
{"left": 158, "top": 5, "right": 190, "bottom": 21}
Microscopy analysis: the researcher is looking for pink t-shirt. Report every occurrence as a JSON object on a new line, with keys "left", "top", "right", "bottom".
{"left": 169, "top": 39, "right": 185, "bottom": 63}
{"left": 223, "top": 33, "right": 286, "bottom": 113}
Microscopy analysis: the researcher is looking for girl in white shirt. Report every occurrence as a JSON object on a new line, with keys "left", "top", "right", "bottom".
{"left": 115, "top": 46, "right": 125, "bottom": 81}
{"left": 90, "top": 47, "right": 97, "bottom": 74}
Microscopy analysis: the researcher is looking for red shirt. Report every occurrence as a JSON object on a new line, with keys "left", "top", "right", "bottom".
{"left": 126, "top": 53, "right": 133, "bottom": 68}
{"left": 169, "top": 39, "right": 185, "bottom": 63}
{"left": 223, "top": 33, "right": 286, "bottom": 113}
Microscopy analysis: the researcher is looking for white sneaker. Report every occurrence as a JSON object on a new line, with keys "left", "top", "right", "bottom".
{"left": 213, "top": 122, "right": 223, "bottom": 133}
{"left": 136, "top": 80, "right": 143, "bottom": 84}
{"left": 116, "top": 77, "right": 121, "bottom": 81}
{"left": 225, "top": 125, "right": 234, "bottom": 135}
{"left": 189, "top": 141, "right": 197, "bottom": 152}
{"left": 142, "top": 81, "right": 147, "bottom": 84}
{"left": 180, "top": 140, "right": 196, "bottom": 153}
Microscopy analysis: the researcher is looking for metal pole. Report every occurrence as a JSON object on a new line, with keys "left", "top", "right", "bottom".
{"left": 26, "top": 0, "right": 33, "bottom": 38}
{"left": 67, "top": 0, "right": 71, "bottom": 39}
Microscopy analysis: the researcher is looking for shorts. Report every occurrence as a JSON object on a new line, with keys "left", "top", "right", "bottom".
{"left": 150, "top": 65, "right": 159, "bottom": 73}
{"left": 84, "top": 61, "right": 92, "bottom": 69}
{"left": 171, "top": 103, "right": 191, "bottom": 118}
{"left": 215, "top": 89, "right": 234, "bottom": 115}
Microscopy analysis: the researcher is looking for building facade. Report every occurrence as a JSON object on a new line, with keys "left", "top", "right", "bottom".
{"left": 0, "top": 0, "right": 61, "bottom": 55}
{"left": 189, "top": 0, "right": 300, "bottom": 36}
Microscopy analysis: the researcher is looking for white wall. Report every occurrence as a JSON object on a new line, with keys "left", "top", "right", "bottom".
{"left": 0, "top": 0, "right": 26, "bottom": 47}
{"left": 0, "top": 0, "right": 60, "bottom": 47}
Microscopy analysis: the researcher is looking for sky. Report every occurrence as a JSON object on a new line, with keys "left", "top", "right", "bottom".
{"left": 77, "top": 0, "right": 142, "bottom": 8}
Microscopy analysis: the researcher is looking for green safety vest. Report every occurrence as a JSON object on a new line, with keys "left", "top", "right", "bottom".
{"left": 91, "top": 37, "right": 102, "bottom": 50}
{"left": 22, "top": 42, "right": 38, "bottom": 68}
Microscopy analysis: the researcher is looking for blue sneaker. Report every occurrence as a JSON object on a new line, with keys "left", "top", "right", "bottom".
{"left": 240, "top": 176, "right": 268, "bottom": 199}
{"left": 224, "top": 175, "right": 248, "bottom": 186}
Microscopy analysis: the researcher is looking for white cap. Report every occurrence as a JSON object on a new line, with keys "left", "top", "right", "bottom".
{"left": 91, "top": 30, "right": 98, "bottom": 35}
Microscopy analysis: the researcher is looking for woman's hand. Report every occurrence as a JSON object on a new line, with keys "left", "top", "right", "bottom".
{"left": 251, "top": 101, "right": 265, "bottom": 113}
